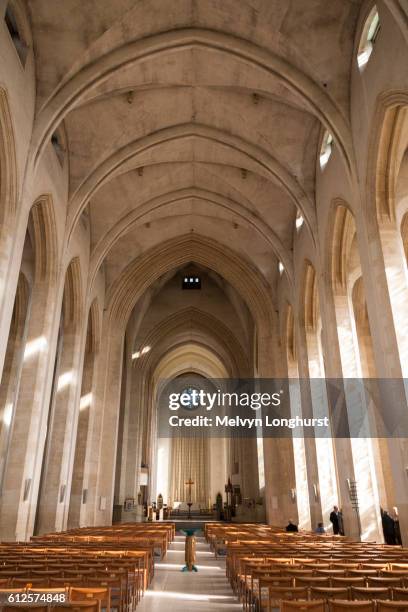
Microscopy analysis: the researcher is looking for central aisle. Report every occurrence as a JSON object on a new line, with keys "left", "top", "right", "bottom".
{"left": 138, "top": 533, "right": 241, "bottom": 611}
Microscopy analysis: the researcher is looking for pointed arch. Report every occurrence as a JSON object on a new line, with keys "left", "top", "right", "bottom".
{"left": 302, "top": 261, "right": 319, "bottom": 333}
{"left": 106, "top": 234, "right": 276, "bottom": 337}
{"left": 30, "top": 30, "right": 354, "bottom": 177}
{"left": 0, "top": 88, "right": 18, "bottom": 230}
{"left": 67, "top": 124, "right": 317, "bottom": 246}
{"left": 29, "top": 195, "right": 58, "bottom": 284}
{"left": 88, "top": 186, "right": 294, "bottom": 288}
{"left": 62, "top": 257, "right": 83, "bottom": 331}
{"left": 285, "top": 303, "right": 296, "bottom": 363}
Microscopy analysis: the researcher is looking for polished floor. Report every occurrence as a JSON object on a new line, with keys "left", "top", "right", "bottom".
{"left": 138, "top": 534, "right": 241, "bottom": 611}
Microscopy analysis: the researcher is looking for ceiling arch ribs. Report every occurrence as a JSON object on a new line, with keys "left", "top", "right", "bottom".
{"left": 30, "top": 29, "right": 355, "bottom": 178}
{"left": 152, "top": 343, "right": 231, "bottom": 383}
{"left": 105, "top": 233, "right": 276, "bottom": 336}
{"left": 133, "top": 307, "right": 249, "bottom": 378}
{"left": 67, "top": 123, "right": 316, "bottom": 245}
{"left": 89, "top": 187, "right": 294, "bottom": 289}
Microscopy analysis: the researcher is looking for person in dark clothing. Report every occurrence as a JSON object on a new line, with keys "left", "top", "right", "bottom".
{"left": 381, "top": 509, "right": 396, "bottom": 545}
{"left": 394, "top": 518, "right": 402, "bottom": 545}
{"left": 329, "top": 506, "right": 344, "bottom": 535}
{"left": 286, "top": 520, "right": 298, "bottom": 532}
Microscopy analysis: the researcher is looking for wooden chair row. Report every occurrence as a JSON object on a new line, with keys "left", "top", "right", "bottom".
{"left": 280, "top": 602, "right": 408, "bottom": 612}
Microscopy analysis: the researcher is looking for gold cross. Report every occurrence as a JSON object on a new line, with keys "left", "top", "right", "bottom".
{"left": 185, "top": 478, "right": 195, "bottom": 502}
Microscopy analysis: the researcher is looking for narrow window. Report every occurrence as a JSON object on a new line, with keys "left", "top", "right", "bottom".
{"left": 357, "top": 6, "right": 380, "bottom": 69}
{"left": 319, "top": 131, "right": 333, "bottom": 169}
{"left": 4, "top": 3, "right": 27, "bottom": 66}
{"left": 51, "top": 130, "right": 66, "bottom": 167}
{"left": 295, "top": 211, "right": 304, "bottom": 231}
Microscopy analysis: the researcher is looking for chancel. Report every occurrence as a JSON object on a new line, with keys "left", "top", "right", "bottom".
{"left": 1, "top": 0, "right": 408, "bottom": 610}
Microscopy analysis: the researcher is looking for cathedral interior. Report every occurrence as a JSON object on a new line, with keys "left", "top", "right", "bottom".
{"left": 1, "top": 1, "right": 408, "bottom": 609}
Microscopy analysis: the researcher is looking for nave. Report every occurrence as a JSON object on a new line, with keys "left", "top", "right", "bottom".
{"left": 137, "top": 532, "right": 240, "bottom": 612}
{"left": 2, "top": 0, "right": 408, "bottom": 558}
{"left": 4, "top": 521, "right": 408, "bottom": 610}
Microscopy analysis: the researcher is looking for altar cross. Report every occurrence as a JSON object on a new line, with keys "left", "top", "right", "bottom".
{"left": 185, "top": 478, "right": 195, "bottom": 503}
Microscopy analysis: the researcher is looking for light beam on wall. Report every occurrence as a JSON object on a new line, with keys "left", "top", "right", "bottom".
{"left": 79, "top": 392, "right": 92, "bottom": 410}
{"left": 57, "top": 370, "right": 74, "bottom": 391}
{"left": 3, "top": 403, "right": 13, "bottom": 426}
{"left": 23, "top": 336, "right": 47, "bottom": 360}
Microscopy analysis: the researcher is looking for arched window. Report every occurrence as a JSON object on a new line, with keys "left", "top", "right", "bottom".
{"left": 51, "top": 128, "right": 66, "bottom": 167}
{"left": 4, "top": 2, "right": 28, "bottom": 66}
{"left": 180, "top": 387, "right": 200, "bottom": 410}
{"left": 319, "top": 131, "right": 333, "bottom": 169}
{"left": 357, "top": 6, "right": 380, "bottom": 69}
{"left": 295, "top": 210, "right": 304, "bottom": 231}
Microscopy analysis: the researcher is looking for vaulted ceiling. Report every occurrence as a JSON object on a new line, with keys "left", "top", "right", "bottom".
{"left": 26, "top": 0, "right": 363, "bottom": 350}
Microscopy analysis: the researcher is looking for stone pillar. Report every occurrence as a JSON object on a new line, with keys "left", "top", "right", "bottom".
{"left": 121, "top": 362, "right": 144, "bottom": 502}
{"left": 318, "top": 271, "right": 383, "bottom": 541}
{"left": 286, "top": 357, "right": 312, "bottom": 531}
{"left": 35, "top": 313, "right": 85, "bottom": 534}
{"left": 355, "top": 210, "right": 408, "bottom": 543}
{"left": 68, "top": 317, "right": 98, "bottom": 529}
{"left": 0, "top": 276, "right": 60, "bottom": 541}
{"left": 0, "top": 218, "right": 24, "bottom": 382}
{"left": 80, "top": 350, "right": 103, "bottom": 528}
{"left": 91, "top": 320, "right": 124, "bottom": 526}
{"left": 0, "top": 275, "right": 30, "bottom": 487}
{"left": 295, "top": 319, "right": 325, "bottom": 529}
{"left": 259, "top": 330, "right": 298, "bottom": 527}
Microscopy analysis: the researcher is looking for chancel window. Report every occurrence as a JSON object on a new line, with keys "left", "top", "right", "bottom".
{"left": 180, "top": 387, "right": 199, "bottom": 410}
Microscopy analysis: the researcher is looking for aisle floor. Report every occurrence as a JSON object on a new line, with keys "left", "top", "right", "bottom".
{"left": 137, "top": 534, "right": 241, "bottom": 611}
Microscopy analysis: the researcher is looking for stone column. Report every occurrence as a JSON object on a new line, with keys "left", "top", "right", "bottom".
{"left": 121, "top": 365, "right": 146, "bottom": 503}
{"left": 0, "top": 275, "right": 60, "bottom": 541}
{"left": 0, "top": 218, "right": 25, "bottom": 381}
{"left": 355, "top": 210, "right": 408, "bottom": 543}
{"left": 318, "top": 269, "right": 383, "bottom": 541}
{"left": 91, "top": 320, "right": 124, "bottom": 526}
{"left": 259, "top": 330, "right": 298, "bottom": 527}
{"left": 295, "top": 319, "right": 325, "bottom": 529}
{"left": 68, "top": 317, "right": 98, "bottom": 529}
{"left": 0, "top": 275, "right": 30, "bottom": 487}
{"left": 285, "top": 353, "right": 312, "bottom": 531}
{"left": 35, "top": 314, "right": 85, "bottom": 534}
{"left": 79, "top": 350, "right": 102, "bottom": 528}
